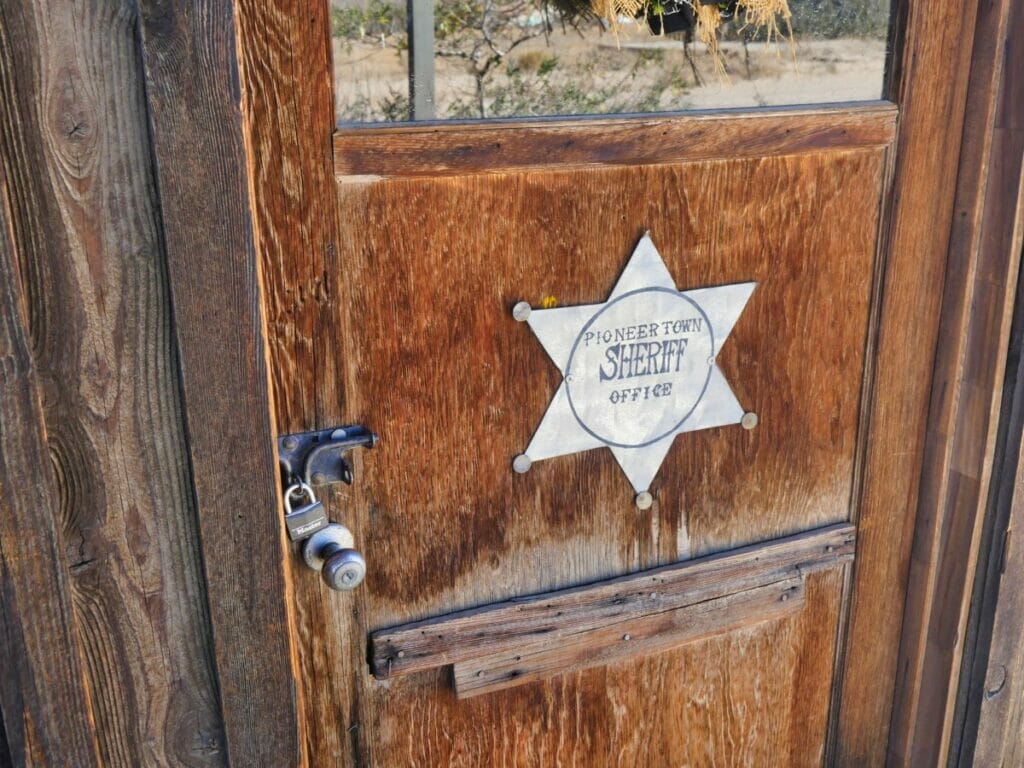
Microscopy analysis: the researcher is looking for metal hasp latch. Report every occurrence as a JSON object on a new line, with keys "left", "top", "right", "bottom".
{"left": 277, "top": 425, "right": 378, "bottom": 591}
{"left": 278, "top": 424, "right": 378, "bottom": 488}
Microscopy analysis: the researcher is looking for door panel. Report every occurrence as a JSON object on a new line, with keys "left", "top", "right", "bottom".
{"left": 269, "top": 112, "right": 893, "bottom": 764}
{"left": 367, "top": 569, "right": 843, "bottom": 767}
{"left": 337, "top": 150, "right": 883, "bottom": 605}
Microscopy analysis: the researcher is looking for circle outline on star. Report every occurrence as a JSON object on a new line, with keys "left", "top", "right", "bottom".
{"left": 564, "top": 287, "right": 716, "bottom": 449}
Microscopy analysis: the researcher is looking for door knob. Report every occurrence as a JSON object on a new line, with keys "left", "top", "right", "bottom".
{"left": 303, "top": 523, "right": 366, "bottom": 591}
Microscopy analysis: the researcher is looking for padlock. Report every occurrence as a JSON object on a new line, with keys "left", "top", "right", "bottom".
{"left": 283, "top": 482, "right": 329, "bottom": 542}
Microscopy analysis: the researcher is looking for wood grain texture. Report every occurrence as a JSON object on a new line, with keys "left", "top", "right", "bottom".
{"left": 831, "top": 0, "right": 986, "bottom": 761}
{"left": 0, "top": 119, "right": 99, "bottom": 768}
{"left": 0, "top": 2, "right": 224, "bottom": 766}
{"left": 371, "top": 522, "right": 854, "bottom": 678}
{"left": 283, "top": 145, "right": 884, "bottom": 764}
{"left": 242, "top": 0, "right": 892, "bottom": 758}
{"left": 234, "top": 0, "right": 343, "bottom": 434}
{"left": 889, "top": 0, "right": 1024, "bottom": 762}
{"left": 334, "top": 102, "right": 897, "bottom": 180}
{"left": 950, "top": 0, "right": 1024, "bottom": 759}
{"left": 454, "top": 577, "right": 806, "bottom": 698}
{"left": 230, "top": 1, "right": 349, "bottom": 764}
{"left": 959, "top": 253, "right": 1024, "bottom": 767}
{"left": 965, "top": 250, "right": 1024, "bottom": 768}
{"left": 136, "top": 2, "right": 301, "bottom": 765}
{"left": 368, "top": 568, "right": 844, "bottom": 767}
{"left": 334, "top": 149, "right": 881, "bottom": 609}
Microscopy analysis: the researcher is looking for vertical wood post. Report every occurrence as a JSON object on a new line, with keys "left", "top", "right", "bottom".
{"left": 2, "top": 1, "right": 229, "bottom": 764}
{"left": 0, "top": 152, "right": 99, "bottom": 768}
{"left": 947, "top": 0, "right": 1024, "bottom": 759}
{"left": 137, "top": 2, "right": 303, "bottom": 765}
{"left": 832, "top": 0, "right": 985, "bottom": 762}
{"left": 887, "top": 0, "right": 1024, "bottom": 761}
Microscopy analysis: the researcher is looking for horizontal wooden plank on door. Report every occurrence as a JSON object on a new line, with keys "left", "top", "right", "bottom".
{"left": 455, "top": 577, "right": 805, "bottom": 698}
{"left": 334, "top": 102, "right": 897, "bottom": 180}
{"left": 371, "top": 523, "right": 854, "bottom": 678}
{"left": 365, "top": 569, "right": 848, "bottom": 766}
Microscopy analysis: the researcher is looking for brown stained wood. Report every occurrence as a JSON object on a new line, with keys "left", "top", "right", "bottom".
{"left": 966, "top": 244, "right": 1024, "bottom": 768}
{"left": 245, "top": 0, "right": 889, "bottom": 760}
{"left": 334, "top": 149, "right": 881, "bottom": 612}
{"left": 334, "top": 102, "right": 897, "bottom": 180}
{"left": 237, "top": 0, "right": 999, "bottom": 760}
{"left": 0, "top": 128, "right": 99, "bottom": 768}
{"left": 832, "top": 0, "right": 986, "bottom": 761}
{"left": 371, "top": 523, "right": 853, "bottom": 678}
{"left": 950, "top": 1, "right": 1024, "bottom": 760}
{"left": 454, "top": 577, "right": 805, "bottom": 698}
{"left": 235, "top": 0, "right": 343, "bottom": 434}
{"left": 136, "top": 3, "right": 301, "bottom": 766}
{"left": 315, "top": 148, "right": 886, "bottom": 765}
{"left": 230, "top": 2, "right": 356, "bottom": 764}
{"left": 0, "top": 2, "right": 223, "bottom": 766}
{"left": 371, "top": 568, "right": 845, "bottom": 767}
{"left": 889, "top": 0, "right": 1024, "bottom": 762}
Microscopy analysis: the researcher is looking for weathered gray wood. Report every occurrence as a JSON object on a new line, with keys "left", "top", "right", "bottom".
{"left": 0, "top": 132, "right": 99, "bottom": 768}
{"left": 0, "top": 1, "right": 228, "bottom": 765}
{"left": 136, "top": 2, "right": 302, "bottom": 765}
{"left": 889, "top": 0, "right": 1024, "bottom": 760}
{"left": 951, "top": 0, "right": 1024, "bottom": 755}
{"left": 371, "top": 523, "right": 854, "bottom": 678}
{"left": 454, "top": 577, "right": 806, "bottom": 698}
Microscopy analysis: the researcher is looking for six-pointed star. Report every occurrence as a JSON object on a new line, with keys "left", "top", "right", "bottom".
{"left": 517, "top": 234, "right": 755, "bottom": 494}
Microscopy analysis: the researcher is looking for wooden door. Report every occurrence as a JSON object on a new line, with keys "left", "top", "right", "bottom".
{"left": 287, "top": 109, "right": 892, "bottom": 766}
{"left": 204, "top": 1, "right": 984, "bottom": 765}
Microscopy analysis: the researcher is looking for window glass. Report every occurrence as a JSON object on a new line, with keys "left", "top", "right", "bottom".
{"left": 333, "top": 0, "right": 891, "bottom": 123}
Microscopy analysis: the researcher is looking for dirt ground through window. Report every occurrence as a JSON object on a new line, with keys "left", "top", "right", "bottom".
{"left": 335, "top": 26, "right": 887, "bottom": 122}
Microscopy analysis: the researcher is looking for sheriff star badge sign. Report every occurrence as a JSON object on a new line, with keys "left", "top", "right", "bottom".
{"left": 512, "top": 234, "right": 756, "bottom": 499}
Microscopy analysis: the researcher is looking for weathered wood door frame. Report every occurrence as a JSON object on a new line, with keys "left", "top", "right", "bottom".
{"left": 132, "top": 1, "right": 1019, "bottom": 767}
{"left": 889, "top": 0, "right": 1024, "bottom": 763}
{"left": 942, "top": 0, "right": 1024, "bottom": 761}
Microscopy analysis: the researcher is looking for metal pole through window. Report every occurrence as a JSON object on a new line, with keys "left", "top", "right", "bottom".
{"left": 407, "top": 0, "right": 436, "bottom": 119}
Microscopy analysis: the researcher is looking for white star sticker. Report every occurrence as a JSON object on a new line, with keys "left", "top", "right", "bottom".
{"left": 514, "top": 234, "right": 755, "bottom": 494}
